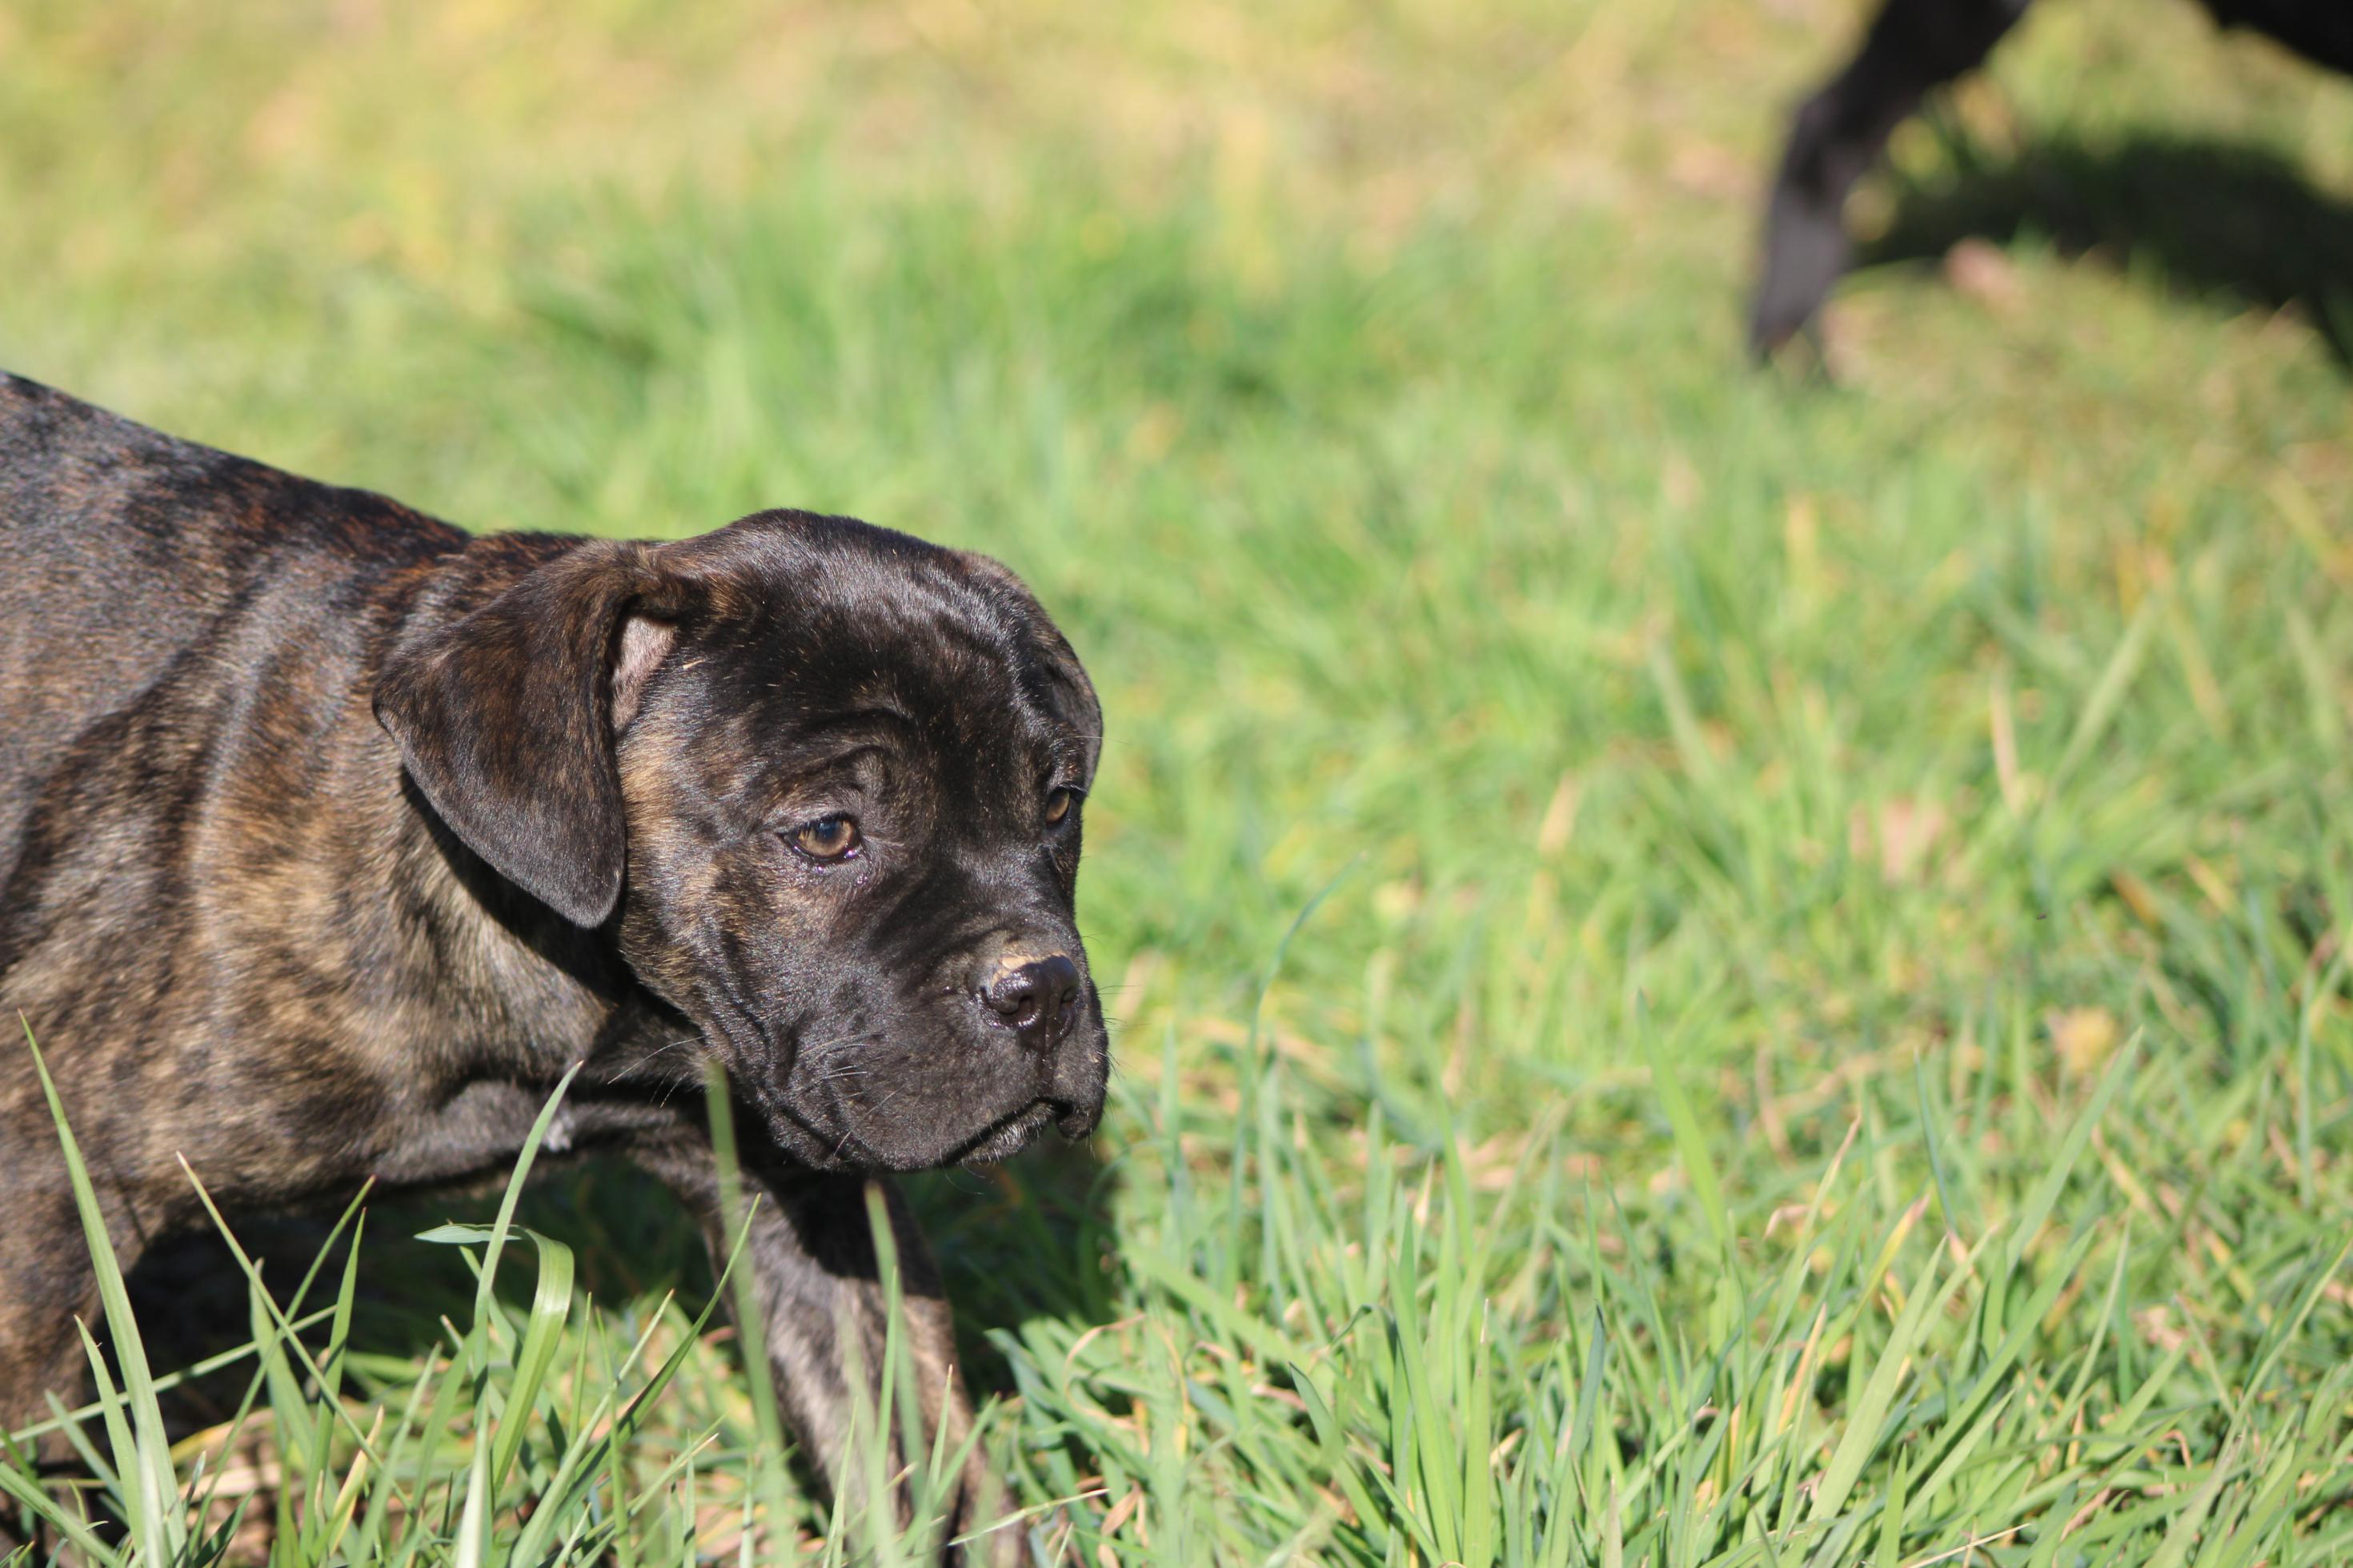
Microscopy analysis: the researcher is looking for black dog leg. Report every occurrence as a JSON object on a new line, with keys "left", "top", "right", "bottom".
{"left": 1752, "top": 0, "right": 2034, "bottom": 355}
{"left": 638, "top": 1139, "right": 1011, "bottom": 1565}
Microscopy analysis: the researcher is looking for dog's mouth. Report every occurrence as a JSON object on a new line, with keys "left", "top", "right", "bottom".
{"left": 948, "top": 1100, "right": 1060, "bottom": 1167}
{"left": 746, "top": 1078, "right": 1077, "bottom": 1172}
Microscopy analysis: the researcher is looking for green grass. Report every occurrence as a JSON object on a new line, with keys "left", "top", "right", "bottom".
{"left": 6, "top": 0, "right": 2353, "bottom": 1561}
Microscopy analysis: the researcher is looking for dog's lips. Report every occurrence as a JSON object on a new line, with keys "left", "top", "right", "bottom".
{"left": 742, "top": 1063, "right": 1060, "bottom": 1171}
{"left": 972, "top": 1082, "right": 1102, "bottom": 1160}
{"left": 950, "top": 1099, "right": 1056, "bottom": 1167}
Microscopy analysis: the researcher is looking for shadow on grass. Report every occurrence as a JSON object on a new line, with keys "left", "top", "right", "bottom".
{"left": 902, "top": 1139, "right": 1123, "bottom": 1393}
{"left": 123, "top": 1158, "right": 699, "bottom": 1436}
{"left": 126, "top": 1139, "right": 1120, "bottom": 1438}
{"left": 1860, "top": 130, "right": 2353, "bottom": 360}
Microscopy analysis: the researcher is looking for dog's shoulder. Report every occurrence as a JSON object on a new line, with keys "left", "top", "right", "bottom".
{"left": 6, "top": 371, "right": 461, "bottom": 553}
{"left": 0, "top": 371, "right": 173, "bottom": 467}
{"left": 0, "top": 372, "right": 468, "bottom": 575}
{"left": 0, "top": 376, "right": 482, "bottom": 869}
{"left": 1, "top": 372, "right": 241, "bottom": 541}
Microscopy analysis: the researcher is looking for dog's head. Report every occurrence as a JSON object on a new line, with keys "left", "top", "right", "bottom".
{"left": 374, "top": 511, "right": 1106, "bottom": 1170}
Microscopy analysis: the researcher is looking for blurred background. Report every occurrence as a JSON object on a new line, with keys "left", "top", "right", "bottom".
{"left": 7, "top": 0, "right": 2353, "bottom": 1558}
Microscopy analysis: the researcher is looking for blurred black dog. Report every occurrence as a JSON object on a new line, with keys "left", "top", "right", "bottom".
{"left": 0, "top": 374, "right": 1106, "bottom": 1561}
{"left": 1752, "top": 0, "right": 2353, "bottom": 355}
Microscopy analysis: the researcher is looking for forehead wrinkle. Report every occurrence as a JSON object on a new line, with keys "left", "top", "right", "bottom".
{"left": 882, "top": 617, "right": 1048, "bottom": 746}
{"left": 744, "top": 719, "right": 907, "bottom": 805}
{"left": 718, "top": 549, "right": 1072, "bottom": 799}
{"left": 900, "top": 576, "right": 1096, "bottom": 772}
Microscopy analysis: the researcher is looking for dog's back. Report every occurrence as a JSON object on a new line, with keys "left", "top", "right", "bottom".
{"left": 0, "top": 375, "right": 464, "bottom": 870}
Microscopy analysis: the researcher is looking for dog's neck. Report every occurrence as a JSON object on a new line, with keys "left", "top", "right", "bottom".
{"left": 373, "top": 780, "right": 676, "bottom": 1088}
{"left": 328, "top": 538, "right": 679, "bottom": 1096}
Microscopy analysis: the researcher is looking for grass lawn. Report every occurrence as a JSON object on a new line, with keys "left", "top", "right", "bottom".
{"left": 6, "top": 0, "right": 2353, "bottom": 1562}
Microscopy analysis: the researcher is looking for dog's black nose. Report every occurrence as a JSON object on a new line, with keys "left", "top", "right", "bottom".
{"left": 980, "top": 954, "right": 1081, "bottom": 1047}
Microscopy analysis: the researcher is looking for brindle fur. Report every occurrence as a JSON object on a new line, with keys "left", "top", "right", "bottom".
{"left": 0, "top": 373, "right": 1108, "bottom": 1562}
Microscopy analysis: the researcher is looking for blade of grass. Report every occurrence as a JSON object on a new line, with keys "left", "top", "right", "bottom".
{"left": 21, "top": 1019, "right": 187, "bottom": 1562}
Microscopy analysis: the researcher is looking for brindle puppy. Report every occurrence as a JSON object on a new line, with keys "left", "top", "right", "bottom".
{"left": 0, "top": 372, "right": 1106, "bottom": 1561}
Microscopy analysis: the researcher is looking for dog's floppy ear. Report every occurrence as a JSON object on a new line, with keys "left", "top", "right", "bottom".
{"left": 374, "top": 540, "right": 676, "bottom": 928}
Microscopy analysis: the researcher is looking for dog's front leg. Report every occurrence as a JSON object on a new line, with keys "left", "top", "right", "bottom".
{"left": 1751, "top": 0, "right": 2032, "bottom": 355}
{"left": 634, "top": 1139, "right": 1012, "bottom": 1566}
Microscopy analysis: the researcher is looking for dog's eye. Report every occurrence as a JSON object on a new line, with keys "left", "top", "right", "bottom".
{"left": 790, "top": 814, "right": 862, "bottom": 861}
{"left": 1043, "top": 787, "right": 1079, "bottom": 828}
